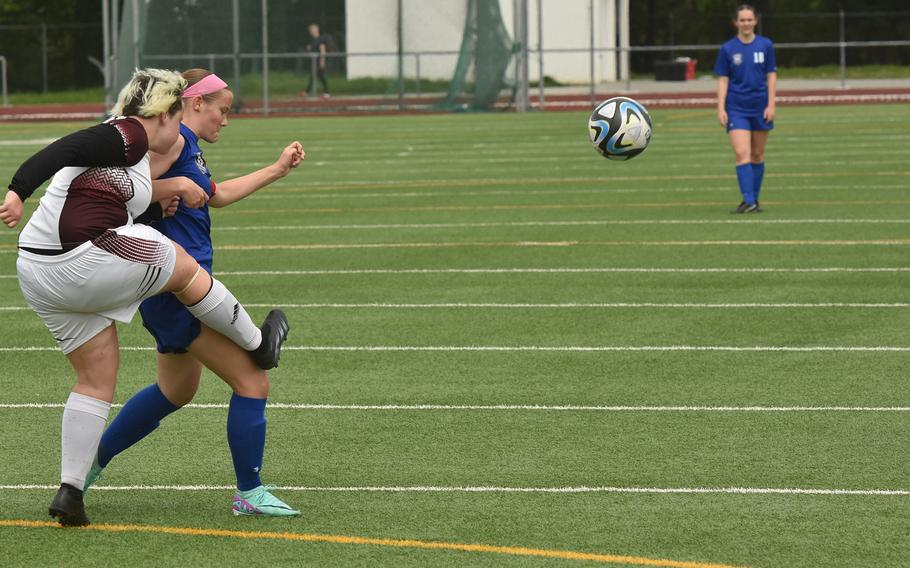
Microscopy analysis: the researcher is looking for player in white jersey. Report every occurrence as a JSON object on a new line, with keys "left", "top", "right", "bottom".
{"left": 0, "top": 69, "right": 290, "bottom": 527}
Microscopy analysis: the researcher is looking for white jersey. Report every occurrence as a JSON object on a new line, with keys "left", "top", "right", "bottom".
{"left": 18, "top": 155, "right": 153, "bottom": 251}
{"left": 10, "top": 116, "right": 151, "bottom": 254}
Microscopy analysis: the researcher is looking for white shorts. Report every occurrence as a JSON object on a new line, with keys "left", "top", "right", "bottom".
{"left": 17, "top": 224, "right": 177, "bottom": 354}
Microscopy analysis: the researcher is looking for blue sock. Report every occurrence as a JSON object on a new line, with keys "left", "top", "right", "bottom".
{"left": 228, "top": 393, "right": 267, "bottom": 491}
{"left": 735, "top": 163, "right": 755, "bottom": 205}
{"left": 98, "top": 383, "right": 180, "bottom": 468}
{"left": 751, "top": 162, "right": 765, "bottom": 201}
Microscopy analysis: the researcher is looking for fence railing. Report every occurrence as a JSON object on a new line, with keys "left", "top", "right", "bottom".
{"left": 141, "top": 39, "right": 910, "bottom": 115}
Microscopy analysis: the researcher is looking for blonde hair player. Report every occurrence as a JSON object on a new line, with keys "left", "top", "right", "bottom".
{"left": 85, "top": 69, "right": 305, "bottom": 517}
{"left": 0, "top": 68, "right": 290, "bottom": 526}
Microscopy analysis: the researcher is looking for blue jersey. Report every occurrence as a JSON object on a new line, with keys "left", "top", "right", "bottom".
{"left": 139, "top": 123, "right": 216, "bottom": 353}
{"left": 153, "top": 123, "right": 215, "bottom": 271}
{"left": 714, "top": 35, "right": 776, "bottom": 115}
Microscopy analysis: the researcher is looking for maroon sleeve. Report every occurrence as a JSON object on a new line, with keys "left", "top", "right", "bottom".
{"left": 7, "top": 118, "right": 149, "bottom": 202}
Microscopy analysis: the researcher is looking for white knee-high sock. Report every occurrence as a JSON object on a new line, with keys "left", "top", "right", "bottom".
{"left": 184, "top": 278, "right": 262, "bottom": 351}
{"left": 61, "top": 392, "right": 111, "bottom": 489}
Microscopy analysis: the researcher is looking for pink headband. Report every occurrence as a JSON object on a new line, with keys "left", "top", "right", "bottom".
{"left": 181, "top": 74, "right": 228, "bottom": 98}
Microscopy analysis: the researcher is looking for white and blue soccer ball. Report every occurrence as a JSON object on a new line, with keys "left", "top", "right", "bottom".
{"left": 588, "top": 96, "right": 652, "bottom": 161}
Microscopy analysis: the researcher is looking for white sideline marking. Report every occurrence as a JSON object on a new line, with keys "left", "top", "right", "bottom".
{"left": 0, "top": 138, "right": 58, "bottom": 146}
{"left": 1, "top": 403, "right": 908, "bottom": 412}
{"left": 212, "top": 218, "right": 910, "bottom": 232}
{"left": 6, "top": 302, "right": 910, "bottom": 311}
{"left": 6, "top": 345, "right": 910, "bottom": 353}
{"left": 211, "top": 239, "right": 910, "bottom": 251}
{"left": 291, "top": 346, "right": 910, "bottom": 353}
{"left": 0, "top": 484, "right": 906, "bottom": 496}
{"left": 247, "top": 302, "right": 910, "bottom": 309}
{"left": 3, "top": 267, "right": 910, "bottom": 279}
{"left": 216, "top": 267, "right": 910, "bottom": 276}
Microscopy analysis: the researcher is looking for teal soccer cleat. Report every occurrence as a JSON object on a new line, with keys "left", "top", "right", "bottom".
{"left": 232, "top": 486, "right": 300, "bottom": 517}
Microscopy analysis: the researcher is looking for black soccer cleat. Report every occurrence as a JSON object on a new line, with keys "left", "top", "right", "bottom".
{"left": 730, "top": 201, "right": 759, "bottom": 214}
{"left": 48, "top": 483, "right": 90, "bottom": 527}
{"left": 250, "top": 309, "right": 290, "bottom": 370}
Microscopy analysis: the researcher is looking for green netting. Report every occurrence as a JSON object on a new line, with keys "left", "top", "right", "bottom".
{"left": 441, "top": 0, "right": 515, "bottom": 111}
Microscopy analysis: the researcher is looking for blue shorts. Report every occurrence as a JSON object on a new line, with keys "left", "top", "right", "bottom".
{"left": 726, "top": 112, "right": 773, "bottom": 132}
{"left": 139, "top": 292, "right": 201, "bottom": 354}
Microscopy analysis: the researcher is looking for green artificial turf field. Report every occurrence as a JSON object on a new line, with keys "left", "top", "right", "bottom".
{"left": 0, "top": 105, "right": 908, "bottom": 567}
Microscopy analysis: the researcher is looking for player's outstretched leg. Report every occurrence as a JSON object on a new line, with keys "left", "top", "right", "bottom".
{"left": 163, "top": 244, "right": 290, "bottom": 369}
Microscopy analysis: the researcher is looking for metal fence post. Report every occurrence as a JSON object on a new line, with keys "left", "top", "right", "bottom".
{"left": 589, "top": 0, "right": 595, "bottom": 105}
{"left": 415, "top": 52, "right": 421, "bottom": 97}
{"left": 0, "top": 56, "right": 8, "bottom": 108}
{"left": 839, "top": 8, "right": 846, "bottom": 88}
{"left": 41, "top": 23, "right": 48, "bottom": 94}
{"left": 102, "top": 0, "right": 111, "bottom": 110}
{"left": 232, "top": 0, "right": 240, "bottom": 104}
{"left": 397, "top": 0, "right": 404, "bottom": 110}
{"left": 537, "top": 0, "right": 544, "bottom": 110}
{"left": 261, "top": 0, "right": 269, "bottom": 116}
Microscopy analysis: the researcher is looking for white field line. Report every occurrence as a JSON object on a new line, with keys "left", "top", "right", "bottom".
{"left": 240, "top": 302, "right": 910, "bottom": 309}
{"left": 234, "top": 185, "right": 908, "bottom": 199}
{"left": 218, "top": 267, "right": 910, "bottom": 276}
{"left": 6, "top": 345, "right": 910, "bottom": 353}
{"left": 1, "top": 403, "right": 908, "bottom": 412}
{"left": 6, "top": 218, "right": 910, "bottom": 238}
{"left": 204, "top": 240, "right": 910, "bottom": 251}
{"left": 3, "top": 267, "right": 910, "bottom": 279}
{"left": 19, "top": 239, "right": 910, "bottom": 254}
{"left": 0, "top": 484, "right": 906, "bottom": 496}
{"left": 211, "top": 218, "right": 910, "bottom": 232}
{"left": 5, "top": 302, "right": 910, "bottom": 312}
{"left": 0, "top": 138, "right": 58, "bottom": 146}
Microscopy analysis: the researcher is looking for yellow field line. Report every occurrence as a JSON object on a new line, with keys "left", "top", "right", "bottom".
{"left": 0, "top": 519, "right": 745, "bottom": 568}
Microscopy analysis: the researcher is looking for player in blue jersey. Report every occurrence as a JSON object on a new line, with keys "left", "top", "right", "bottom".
{"left": 714, "top": 4, "right": 777, "bottom": 214}
{"left": 85, "top": 69, "right": 306, "bottom": 517}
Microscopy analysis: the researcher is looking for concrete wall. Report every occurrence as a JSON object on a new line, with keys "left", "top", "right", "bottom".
{"left": 345, "top": 0, "right": 626, "bottom": 84}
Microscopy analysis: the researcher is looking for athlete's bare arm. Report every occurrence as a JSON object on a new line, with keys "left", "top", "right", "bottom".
{"left": 208, "top": 142, "right": 304, "bottom": 208}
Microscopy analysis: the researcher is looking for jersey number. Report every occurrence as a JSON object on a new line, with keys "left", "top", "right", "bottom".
{"left": 754, "top": 52, "right": 765, "bottom": 64}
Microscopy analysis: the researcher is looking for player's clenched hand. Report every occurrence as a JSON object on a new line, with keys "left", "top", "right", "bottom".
{"left": 276, "top": 142, "right": 305, "bottom": 175}
{"left": 177, "top": 177, "right": 209, "bottom": 208}
{"left": 1, "top": 190, "right": 24, "bottom": 228}
{"left": 162, "top": 196, "right": 180, "bottom": 218}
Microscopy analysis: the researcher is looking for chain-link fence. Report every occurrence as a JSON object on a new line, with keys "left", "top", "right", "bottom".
{"left": 2, "top": 2, "right": 909, "bottom": 112}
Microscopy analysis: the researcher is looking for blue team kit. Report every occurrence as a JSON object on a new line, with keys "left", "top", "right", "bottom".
{"left": 139, "top": 123, "right": 215, "bottom": 353}
{"left": 714, "top": 35, "right": 777, "bottom": 131}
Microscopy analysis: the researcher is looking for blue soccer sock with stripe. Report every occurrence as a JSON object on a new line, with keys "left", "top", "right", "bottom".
{"left": 751, "top": 162, "right": 765, "bottom": 201}
{"left": 97, "top": 383, "right": 180, "bottom": 468}
{"left": 735, "top": 163, "right": 756, "bottom": 205}
{"left": 228, "top": 393, "right": 267, "bottom": 491}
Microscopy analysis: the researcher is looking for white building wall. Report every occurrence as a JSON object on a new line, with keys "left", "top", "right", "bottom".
{"left": 345, "top": 0, "right": 625, "bottom": 84}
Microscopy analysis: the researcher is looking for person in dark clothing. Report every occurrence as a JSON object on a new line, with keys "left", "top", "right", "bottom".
{"left": 300, "top": 23, "right": 331, "bottom": 98}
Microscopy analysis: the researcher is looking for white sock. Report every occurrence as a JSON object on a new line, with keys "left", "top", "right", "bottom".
{"left": 184, "top": 278, "right": 262, "bottom": 351}
{"left": 61, "top": 392, "right": 111, "bottom": 489}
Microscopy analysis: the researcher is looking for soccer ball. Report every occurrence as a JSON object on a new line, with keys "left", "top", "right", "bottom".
{"left": 588, "top": 96, "right": 652, "bottom": 160}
